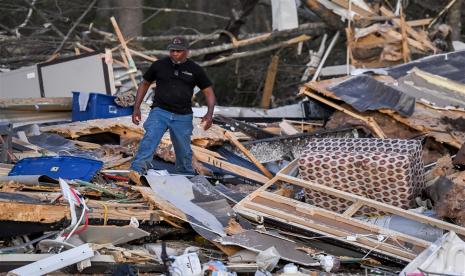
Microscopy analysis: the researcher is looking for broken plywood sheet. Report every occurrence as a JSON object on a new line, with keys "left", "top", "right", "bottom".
{"left": 79, "top": 225, "right": 149, "bottom": 245}
{"left": 380, "top": 103, "right": 465, "bottom": 148}
{"left": 40, "top": 116, "right": 144, "bottom": 142}
{"left": 219, "top": 230, "right": 319, "bottom": 266}
{"left": 41, "top": 115, "right": 226, "bottom": 147}
{"left": 0, "top": 201, "right": 69, "bottom": 224}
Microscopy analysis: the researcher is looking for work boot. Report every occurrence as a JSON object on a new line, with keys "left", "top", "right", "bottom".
{"left": 128, "top": 170, "right": 142, "bottom": 186}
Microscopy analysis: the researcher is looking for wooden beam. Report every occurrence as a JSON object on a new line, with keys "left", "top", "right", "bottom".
{"left": 299, "top": 85, "right": 386, "bottom": 138}
{"left": 192, "top": 147, "right": 269, "bottom": 184}
{"left": 119, "top": 48, "right": 138, "bottom": 89}
{"left": 276, "top": 161, "right": 465, "bottom": 237}
{"left": 239, "top": 200, "right": 418, "bottom": 261}
{"left": 132, "top": 186, "right": 187, "bottom": 221}
{"left": 342, "top": 200, "right": 364, "bottom": 217}
{"left": 304, "top": 0, "right": 346, "bottom": 30}
{"left": 129, "top": 48, "right": 157, "bottom": 62}
{"left": 199, "top": 35, "right": 311, "bottom": 67}
{"left": 260, "top": 55, "right": 280, "bottom": 109}
{"left": 400, "top": 8, "right": 410, "bottom": 63}
{"left": 407, "top": 18, "right": 433, "bottom": 27}
{"left": 0, "top": 201, "right": 68, "bottom": 223}
{"left": 257, "top": 191, "right": 428, "bottom": 249}
{"left": 224, "top": 131, "right": 273, "bottom": 179}
{"left": 380, "top": 7, "right": 437, "bottom": 52}
{"left": 278, "top": 120, "right": 300, "bottom": 135}
{"left": 233, "top": 159, "right": 465, "bottom": 261}
{"left": 332, "top": 0, "right": 374, "bottom": 17}
{"left": 110, "top": 16, "right": 138, "bottom": 89}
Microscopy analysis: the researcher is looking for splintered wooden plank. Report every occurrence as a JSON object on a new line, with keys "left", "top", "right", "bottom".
{"left": 380, "top": 7, "right": 437, "bottom": 52}
{"left": 132, "top": 186, "right": 187, "bottom": 221}
{"left": 1, "top": 191, "right": 157, "bottom": 222}
{"left": 0, "top": 202, "right": 69, "bottom": 223}
{"left": 332, "top": 0, "right": 374, "bottom": 17}
{"left": 400, "top": 8, "right": 410, "bottom": 63}
{"left": 234, "top": 159, "right": 465, "bottom": 261}
{"left": 276, "top": 163, "right": 465, "bottom": 236}
{"left": 237, "top": 200, "right": 417, "bottom": 261}
{"left": 224, "top": 131, "right": 273, "bottom": 179}
{"left": 278, "top": 120, "right": 300, "bottom": 135}
{"left": 260, "top": 55, "right": 280, "bottom": 109}
{"left": 343, "top": 200, "right": 364, "bottom": 217}
{"left": 254, "top": 191, "right": 428, "bottom": 248}
{"left": 192, "top": 147, "right": 269, "bottom": 184}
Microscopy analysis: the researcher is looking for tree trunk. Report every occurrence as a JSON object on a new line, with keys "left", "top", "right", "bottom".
{"left": 116, "top": 0, "right": 143, "bottom": 38}
{"left": 447, "top": 0, "right": 463, "bottom": 41}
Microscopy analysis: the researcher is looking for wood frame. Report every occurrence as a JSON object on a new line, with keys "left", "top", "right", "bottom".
{"left": 234, "top": 159, "right": 465, "bottom": 261}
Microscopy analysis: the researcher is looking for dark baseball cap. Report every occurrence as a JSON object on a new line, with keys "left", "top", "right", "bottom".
{"left": 167, "top": 37, "right": 189, "bottom": 51}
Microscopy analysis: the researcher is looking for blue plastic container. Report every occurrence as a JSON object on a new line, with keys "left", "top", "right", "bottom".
{"left": 8, "top": 156, "right": 103, "bottom": 181}
{"left": 72, "top": 92, "right": 133, "bottom": 121}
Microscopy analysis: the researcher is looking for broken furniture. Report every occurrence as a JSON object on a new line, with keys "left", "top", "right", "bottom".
{"left": 299, "top": 138, "right": 424, "bottom": 214}
{"left": 234, "top": 159, "right": 465, "bottom": 262}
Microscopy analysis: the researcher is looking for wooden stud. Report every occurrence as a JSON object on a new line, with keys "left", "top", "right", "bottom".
{"left": 224, "top": 131, "right": 274, "bottom": 179}
{"left": 342, "top": 200, "right": 364, "bottom": 217}
{"left": 192, "top": 147, "right": 269, "bottom": 184}
{"left": 380, "top": 7, "right": 437, "bottom": 52}
{"left": 110, "top": 16, "right": 138, "bottom": 89}
{"left": 260, "top": 55, "right": 280, "bottom": 109}
{"left": 400, "top": 8, "right": 410, "bottom": 63}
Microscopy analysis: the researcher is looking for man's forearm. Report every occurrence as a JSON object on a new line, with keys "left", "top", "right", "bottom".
{"left": 203, "top": 87, "right": 216, "bottom": 115}
{"left": 134, "top": 80, "right": 151, "bottom": 110}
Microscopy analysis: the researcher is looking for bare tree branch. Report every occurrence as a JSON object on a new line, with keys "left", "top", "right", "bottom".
{"left": 142, "top": 23, "right": 326, "bottom": 58}
{"left": 199, "top": 35, "right": 312, "bottom": 67}
{"left": 14, "top": 0, "right": 37, "bottom": 37}
{"left": 54, "top": 0, "right": 97, "bottom": 53}
{"left": 22, "top": 0, "right": 65, "bottom": 38}
{"left": 94, "top": 6, "right": 230, "bottom": 20}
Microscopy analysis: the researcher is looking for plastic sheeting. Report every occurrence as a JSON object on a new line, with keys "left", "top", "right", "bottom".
{"left": 328, "top": 75, "right": 416, "bottom": 116}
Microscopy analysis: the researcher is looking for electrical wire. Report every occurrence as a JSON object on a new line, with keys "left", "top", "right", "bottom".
{"left": 0, "top": 231, "right": 59, "bottom": 253}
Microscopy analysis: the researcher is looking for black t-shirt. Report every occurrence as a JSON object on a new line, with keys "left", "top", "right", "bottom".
{"left": 143, "top": 57, "right": 212, "bottom": 114}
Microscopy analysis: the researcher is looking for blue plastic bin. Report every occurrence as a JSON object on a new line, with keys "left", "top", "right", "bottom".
{"left": 72, "top": 92, "right": 133, "bottom": 121}
{"left": 8, "top": 156, "right": 103, "bottom": 181}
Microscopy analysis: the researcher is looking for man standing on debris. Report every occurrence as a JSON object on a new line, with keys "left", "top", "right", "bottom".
{"left": 129, "top": 37, "right": 216, "bottom": 183}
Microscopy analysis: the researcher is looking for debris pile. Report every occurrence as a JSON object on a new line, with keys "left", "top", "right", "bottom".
{"left": 1, "top": 0, "right": 465, "bottom": 275}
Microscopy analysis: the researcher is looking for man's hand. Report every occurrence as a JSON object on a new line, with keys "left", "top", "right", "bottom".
{"left": 132, "top": 108, "right": 141, "bottom": 125}
{"left": 201, "top": 113, "right": 213, "bottom": 130}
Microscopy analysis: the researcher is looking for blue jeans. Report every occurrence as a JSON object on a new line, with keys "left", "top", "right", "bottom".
{"left": 130, "top": 107, "right": 194, "bottom": 174}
